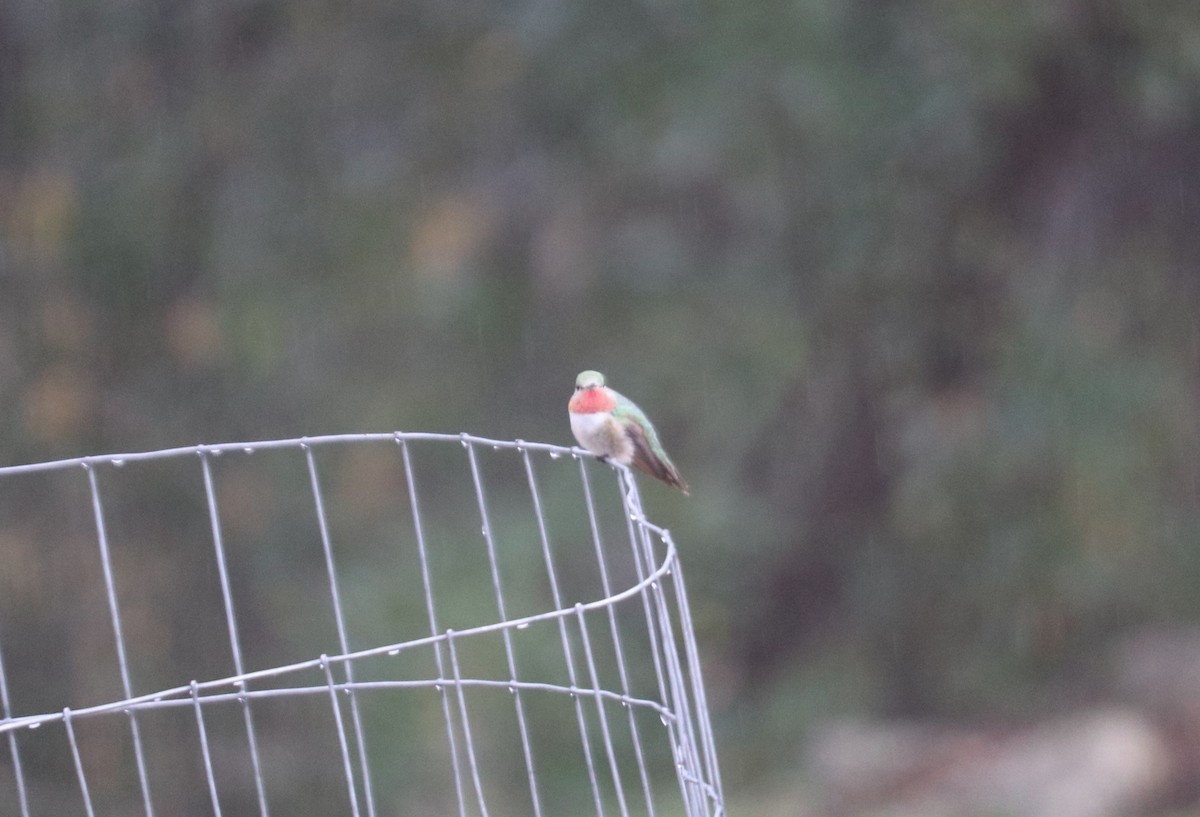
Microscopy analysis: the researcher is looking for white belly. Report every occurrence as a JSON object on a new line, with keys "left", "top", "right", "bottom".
{"left": 569, "top": 411, "right": 633, "bottom": 464}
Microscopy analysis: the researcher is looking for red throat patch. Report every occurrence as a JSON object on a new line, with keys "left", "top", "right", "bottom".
{"left": 569, "top": 388, "right": 616, "bottom": 414}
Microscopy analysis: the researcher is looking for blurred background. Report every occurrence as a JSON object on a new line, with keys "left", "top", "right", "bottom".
{"left": 3, "top": 0, "right": 1200, "bottom": 814}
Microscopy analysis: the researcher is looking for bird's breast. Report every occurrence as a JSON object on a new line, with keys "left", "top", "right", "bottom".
{"left": 569, "top": 411, "right": 634, "bottom": 464}
{"left": 570, "top": 410, "right": 610, "bottom": 444}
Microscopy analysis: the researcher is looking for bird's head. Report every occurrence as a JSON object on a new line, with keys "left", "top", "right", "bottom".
{"left": 575, "top": 370, "right": 606, "bottom": 392}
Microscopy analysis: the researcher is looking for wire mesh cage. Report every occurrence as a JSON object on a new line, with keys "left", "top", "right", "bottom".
{"left": 0, "top": 432, "right": 725, "bottom": 817}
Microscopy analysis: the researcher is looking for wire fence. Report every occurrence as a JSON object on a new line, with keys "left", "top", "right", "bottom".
{"left": 0, "top": 432, "right": 724, "bottom": 817}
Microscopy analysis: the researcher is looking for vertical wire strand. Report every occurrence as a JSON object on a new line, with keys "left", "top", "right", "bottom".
{"left": 637, "top": 530, "right": 709, "bottom": 815}
{"left": 190, "top": 682, "right": 224, "bottom": 817}
{"left": 398, "top": 437, "right": 468, "bottom": 817}
{"left": 609, "top": 466, "right": 678, "bottom": 767}
{"left": 321, "top": 657, "right": 362, "bottom": 817}
{"left": 641, "top": 551, "right": 706, "bottom": 814}
{"left": 304, "top": 444, "right": 377, "bottom": 817}
{"left": 617, "top": 470, "right": 698, "bottom": 815}
{"left": 608, "top": 465, "right": 670, "bottom": 709}
{"left": 652, "top": 562, "right": 708, "bottom": 816}
{"left": 0, "top": 639, "right": 31, "bottom": 817}
{"left": 199, "top": 451, "right": 271, "bottom": 817}
{"left": 63, "top": 709, "right": 96, "bottom": 817}
{"left": 653, "top": 551, "right": 706, "bottom": 816}
{"left": 665, "top": 548, "right": 725, "bottom": 809}
{"left": 520, "top": 447, "right": 606, "bottom": 817}
{"left": 446, "top": 631, "right": 489, "bottom": 817}
{"left": 464, "top": 440, "right": 543, "bottom": 817}
{"left": 574, "top": 605, "right": 631, "bottom": 817}
{"left": 85, "top": 464, "right": 155, "bottom": 817}
{"left": 576, "top": 460, "right": 658, "bottom": 816}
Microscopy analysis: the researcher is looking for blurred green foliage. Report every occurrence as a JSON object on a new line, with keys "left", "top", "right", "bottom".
{"left": 3, "top": 0, "right": 1200, "bottom": 810}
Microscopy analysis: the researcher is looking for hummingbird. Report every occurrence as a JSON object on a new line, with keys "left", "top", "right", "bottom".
{"left": 568, "top": 370, "right": 689, "bottom": 494}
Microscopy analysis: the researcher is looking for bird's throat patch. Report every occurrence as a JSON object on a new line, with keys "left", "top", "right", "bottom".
{"left": 569, "top": 388, "right": 616, "bottom": 414}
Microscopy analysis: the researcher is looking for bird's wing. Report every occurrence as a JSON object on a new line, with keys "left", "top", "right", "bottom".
{"left": 624, "top": 421, "right": 690, "bottom": 493}
{"left": 612, "top": 393, "right": 689, "bottom": 494}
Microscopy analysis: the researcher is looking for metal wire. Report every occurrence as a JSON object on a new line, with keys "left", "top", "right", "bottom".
{"left": 0, "top": 433, "right": 724, "bottom": 817}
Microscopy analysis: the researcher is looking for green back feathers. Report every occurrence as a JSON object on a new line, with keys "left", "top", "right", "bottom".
{"left": 611, "top": 392, "right": 671, "bottom": 461}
